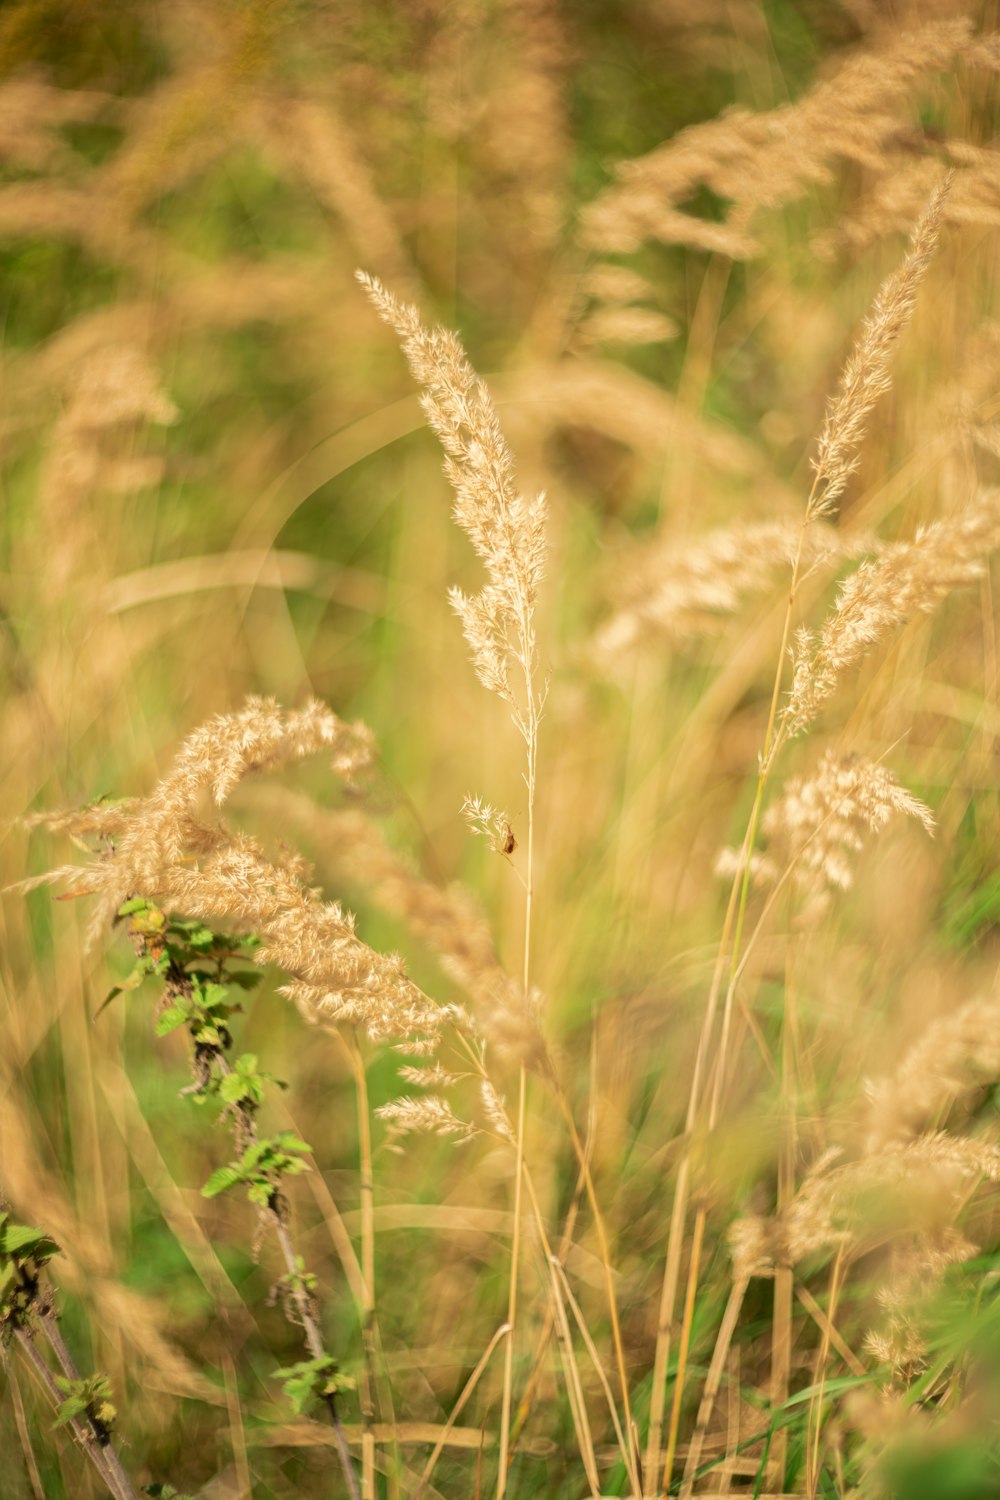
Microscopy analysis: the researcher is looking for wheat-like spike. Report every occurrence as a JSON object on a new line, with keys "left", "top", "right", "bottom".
{"left": 730, "top": 1133, "right": 1000, "bottom": 1281}
{"left": 356, "top": 271, "right": 545, "bottom": 722}
{"left": 785, "top": 489, "right": 1000, "bottom": 734}
{"left": 866, "top": 991, "right": 1000, "bottom": 1149}
{"left": 375, "top": 1094, "right": 471, "bottom": 1138}
{"left": 809, "top": 176, "right": 952, "bottom": 517}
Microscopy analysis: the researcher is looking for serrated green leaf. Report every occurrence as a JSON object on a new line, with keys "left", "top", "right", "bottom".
{"left": 54, "top": 1397, "right": 87, "bottom": 1427}
{"left": 155, "top": 1007, "right": 187, "bottom": 1037}
{"left": 201, "top": 1166, "right": 241, "bottom": 1198}
{"left": 236, "top": 1053, "right": 258, "bottom": 1075}
{"left": 1, "top": 1223, "right": 60, "bottom": 1261}
{"left": 194, "top": 1024, "right": 222, "bottom": 1047}
{"left": 219, "top": 1074, "right": 247, "bottom": 1104}
{"left": 274, "top": 1133, "right": 312, "bottom": 1155}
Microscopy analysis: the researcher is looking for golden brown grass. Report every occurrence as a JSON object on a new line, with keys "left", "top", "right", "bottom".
{"left": 6, "top": 5, "right": 1000, "bottom": 1499}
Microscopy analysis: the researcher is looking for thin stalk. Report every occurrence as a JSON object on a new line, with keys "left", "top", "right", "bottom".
{"left": 508, "top": 1083, "right": 591, "bottom": 1453}
{"left": 794, "top": 1285, "right": 865, "bottom": 1376}
{"left": 553, "top": 1256, "right": 633, "bottom": 1479}
{"left": 519, "top": 1166, "right": 603, "bottom": 1497}
{"left": 14, "top": 1328, "right": 133, "bottom": 1500}
{"left": 498, "top": 603, "right": 540, "bottom": 1500}
{"left": 497, "top": 1063, "right": 526, "bottom": 1500}
{"left": 650, "top": 512, "right": 812, "bottom": 1497}
{"left": 679, "top": 1277, "right": 748, "bottom": 1498}
{"left": 552, "top": 1085, "right": 637, "bottom": 1483}
{"left": 38, "top": 1313, "right": 139, "bottom": 1500}
{"left": 769, "top": 936, "right": 798, "bottom": 1490}
{"left": 415, "top": 1322, "right": 511, "bottom": 1500}
{"left": 349, "top": 1032, "right": 380, "bottom": 1500}
{"left": 806, "top": 1246, "right": 846, "bottom": 1498}
{"left": 272, "top": 1213, "right": 360, "bottom": 1500}
{"left": 662, "top": 1205, "right": 707, "bottom": 1493}
{"left": 211, "top": 1049, "right": 362, "bottom": 1500}
{"left": 1, "top": 1343, "right": 45, "bottom": 1500}
{"left": 454, "top": 1028, "right": 635, "bottom": 1490}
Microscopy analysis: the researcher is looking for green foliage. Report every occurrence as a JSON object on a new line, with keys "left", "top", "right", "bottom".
{"left": 273, "top": 1355, "right": 354, "bottom": 1416}
{"left": 202, "top": 1132, "right": 312, "bottom": 1207}
{"left": 218, "top": 1052, "right": 286, "bottom": 1109}
{"left": 154, "top": 979, "right": 241, "bottom": 1050}
{"left": 0, "top": 1216, "right": 60, "bottom": 1265}
{"left": 0, "top": 1212, "right": 60, "bottom": 1333}
{"left": 53, "top": 1373, "right": 116, "bottom": 1441}
{"left": 270, "top": 1254, "right": 318, "bottom": 1305}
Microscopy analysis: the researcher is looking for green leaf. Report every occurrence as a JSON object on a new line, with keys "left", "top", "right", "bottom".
{"left": 274, "top": 1133, "right": 312, "bottom": 1155}
{"left": 219, "top": 1074, "right": 247, "bottom": 1104}
{"left": 155, "top": 1007, "right": 188, "bottom": 1037}
{"left": 194, "top": 1024, "right": 222, "bottom": 1047}
{"left": 201, "top": 1166, "right": 241, "bottom": 1198}
{"left": 54, "top": 1396, "right": 87, "bottom": 1427}
{"left": 274, "top": 1355, "right": 353, "bottom": 1414}
{"left": 1, "top": 1222, "right": 60, "bottom": 1262}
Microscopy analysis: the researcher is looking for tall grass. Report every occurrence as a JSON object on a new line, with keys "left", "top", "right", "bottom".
{"left": 5, "top": 4, "right": 1000, "bottom": 1499}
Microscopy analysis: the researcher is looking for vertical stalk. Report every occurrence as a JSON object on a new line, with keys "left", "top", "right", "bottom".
{"left": 769, "top": 941, "right": 798, "bottom": 1490}
{"left": 1, "top": 1343, "right": 45, "bottom": 1500}
{"left": 806, "top": 1246, "right": 846, "bottom": 1498}
{"left": 272, "top": 1214, "right": 360, "bottom": 1500}
{"left": 497, "top": 1065, "right": 526, "bottom": 1499}
{"left": 14, "top": 1327, "right": 135, "bottom": 1500}
{"left": 649, "top": 515, "right": 811, "bottom": 1497}
{"left": 350, "top": 1032, "right": 379, "bottom": 1500}
{"left": 498, "top": 613, "right": 540, "bottom": 1500}
{"left": 552, "top": 1087, "right": 637, "bottom": 1488}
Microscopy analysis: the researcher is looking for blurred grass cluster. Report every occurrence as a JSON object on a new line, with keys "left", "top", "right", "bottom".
{"left": 5, "top": 1, "right": 1000, "bottom": 1497}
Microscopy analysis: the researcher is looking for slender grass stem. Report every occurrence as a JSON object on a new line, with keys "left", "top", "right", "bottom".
{"left": 1, "top": 1343, "right": 45, "bottom": 1500}
{"left": 806, "top": 1245, "right": 847, "bottom": 1497}
{"left": 349, "top": 1031, "right": 380, "bottom": 1500}
{"left": 497, "top": 1063, "right": 526, "bottom": 1500}
{"left": 415, "top": 1322, "right": 511, "bottom": 1500}
{"left": 14, "top": 1327, "right": 134, "bottom": 1500}
{"left": 650, "top": 512, "right": 812, "bottom": 1497}
{"left": 552, "top": 1085, "right": 638, "bottom": 1488}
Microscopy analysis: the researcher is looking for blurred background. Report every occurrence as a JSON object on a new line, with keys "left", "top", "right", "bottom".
{"left": 4, "top": 1, "right": 1000, "bottom": 1496}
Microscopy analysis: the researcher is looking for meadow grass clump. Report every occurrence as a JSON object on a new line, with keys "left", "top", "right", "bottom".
{"left": 7, "top": 6, "right": 1000, "bottom": 1500}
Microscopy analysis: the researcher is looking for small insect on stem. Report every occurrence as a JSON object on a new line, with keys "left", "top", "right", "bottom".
{"left": 502, "top": 823, "right": 517, "bottom": 857}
